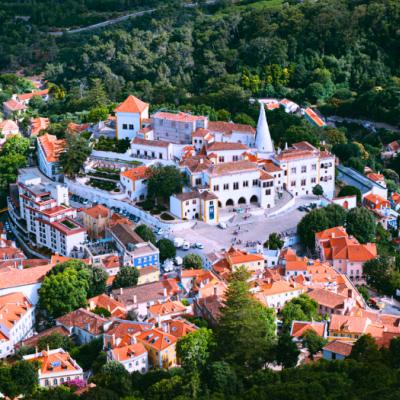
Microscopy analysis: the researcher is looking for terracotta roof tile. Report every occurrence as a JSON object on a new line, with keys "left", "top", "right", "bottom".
{"left": 114, "top": 95, "right": 148, "bottom": 113}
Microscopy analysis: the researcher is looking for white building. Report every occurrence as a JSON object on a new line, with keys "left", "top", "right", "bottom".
{"left": 255, "top": 102, "right": 275, "bottom": 159}
{"left": 0, "top": 292, "right": 35, "bottom": 358}
{"left": 205, "top": 142, "right": 249, "bottom": 163}
{"left": 37, "top": 133, "right": 66, "bottom": 180}
{"left": 14, "top": 168, "right": 87, "bottom": 256}
{"left": 108, "top": 343, "right": 149, "bottom": 373}
{"left": 131, "top": 137, "right": 173, "bottom": 160}
{"left": 24, "top": 348, "right": 83, "bottom": 388}
{"left": 120, "top": 165, "right": 149, "bottom": 202}
{"left": 208, "top": 121, "right": 256, "bottom": 147}
{"left": 115, "top": 95, "right": 149, "bottom": 140}
{"left": 274, "top": 141, "right": 336, "bottom": 199}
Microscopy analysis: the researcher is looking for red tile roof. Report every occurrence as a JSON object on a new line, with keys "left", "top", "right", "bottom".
{"left": 132, "top": 137, "right": 170, "bottom": 148}
{"left": 206, "top": 142, "right": 248, "bottom": 151}
{"left": 114, "top": 95, "right": 148, "bottom": 113}
{"left": 208, "top": 121, "right": 255, "bottom": 135}
{"left": 152, "top": 111, "right": 206, "bottom": 123}
{"left": 37, "top": 133, "right": 66, "bottom": 163}
{"left": 111, "top": 343, "right": 147, "bottom": 361}
{"left": 56, "top": 308, "right": 107, "bottom": 336}
{"left": 3, "top": 99, "right": 27, "bottom": 112}
{"left": 30, "top": 117, "right": 49, "bottom": 136}
{"left": 323, "top": 340, "right": 353, "bottom": 357}
{"left": 17, "top": 89, "right": 49, "bottom": 102}
{"left": 83, "top": 204, "right": 110, "bottom": 219}
{"left": 291, "top": 320, "right": 326, "bottom": 338}
{"left": 121, "top": 166, "right": 150, "bottom": 181}
{"left": 137, "top": 328, "right": 177, "bottom": 351}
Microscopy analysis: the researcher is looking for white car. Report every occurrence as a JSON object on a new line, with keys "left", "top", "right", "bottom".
{"left": 195, "top": 242, "right": 204, "bottom": 249}
{"left": 182, "top": 241, "right": 190, "bottom": 250}
{"left": 218, "top": 222, "right": 227, "bottom": 229}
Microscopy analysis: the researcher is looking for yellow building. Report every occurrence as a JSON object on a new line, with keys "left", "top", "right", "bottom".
{"left": 137, "top": 328, "right": 177, "bottom": 369}
{"left": 137, "top": 266, "right": 160, "bottom": 285}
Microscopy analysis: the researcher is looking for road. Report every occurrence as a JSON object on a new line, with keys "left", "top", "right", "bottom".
{"left": 328, "top": 116, "right": 400, "bottom": 133}
{"left": 47, "top": 1, "right": 216, "bottom": 36}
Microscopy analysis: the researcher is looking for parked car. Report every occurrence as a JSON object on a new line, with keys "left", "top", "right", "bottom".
{"left": 174, "top": 237, "right": 184, "bottom": 248}
{"left": 218, "top": 222, "right": 227, "bottom": 229}
{"left": 195, "top": 242, "right": 204, "bottom": 249}
{"left": 182, "top": 241, "right": 190, "bottom": 250}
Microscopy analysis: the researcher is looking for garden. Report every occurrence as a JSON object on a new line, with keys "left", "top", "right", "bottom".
{"left": 88, "top": 178, "right": 119, "bottom": 192}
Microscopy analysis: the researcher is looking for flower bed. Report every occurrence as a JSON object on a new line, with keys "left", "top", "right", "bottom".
{"left": 88, "top": 178, "right": 118, "bottom": 191}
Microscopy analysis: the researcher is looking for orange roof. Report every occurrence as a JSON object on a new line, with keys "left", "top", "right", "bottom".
{"left": 137, "top": 328, "right": 177, "bottom": 351}
{"left": 225, "top": 247, "right": 264, "bottom": 265}
{"left": 37, "top": 133, "right": 66, "bottom": 163}
{"left": 83, "top": 204, "right": 110, "bottom": 219}
{"left": 161, "top": 317, "right": 197, "bottom": 338}
{"left": 315, "top": 226, "right": 347, "bottom": 241}
{"left": 0, "top": 292, "right": 32, "bottom": 331}
{"left": 56, "top": 308, "right": 107, "bottom": 336}
{"left": 192, "top": 128, "right": 212, "bottom": 138}
{"left": 153, "top": 111, "right": 206, "bottom": 123}
{"left": 291, "top": 320, "right": 326, "bottom": 338}
{"left": 24, "top": 348, "right": 81, "bottom": 374}
{"left": 367, "top": 172, "right": 385, "bottom": 182}
{"left": 308, "top": 288, "right": 347, "bottom": 309}
{"left": 329, "top": 314, "right": 371, "bottom": 335}
{"left": 30, "top": 117, "right": 49, "bottom": 136}
{"left": 148, "top": 300, "right": 186, "bottom": 317}
{"left": 121, "top": 166, "right": 150, "bottom": 181}
{"left": 208, "top": 160, "right": 259, "bottom": 176}
{"left": 255, "top": 280, "right": 302, "bottom": 297}
{"left": 364, "top": 193, "right": 390, "bottom": 209}
{"left": 88, "top": 294, "right": 126, "bottom": 318}
{"left": 206, "top": 142, "right": 248, "bottom": 152}
{"left": 304, "top": 107, "right": 325, "bottom": 127}
{"left": 17, "top": 89, "right": 49, "bottom": 102}
{"left": 0, "top": 263, "right": 54, "bottom": 289}
{"left": 3, "top": 99, "right": 27, "bottom": 111}
{"left": 111, "top": 343, "right": 147, "bottom": 361}
{"left": 67, "top": 122, "right": 90, "bottom": 135}
{"left": 101, "top": 255, "right": 120, "bottom": 269}
{"left": 114, "top": 95, "right": 148, "bottom": 113}
{"left": 391, "top": 192, "right": 400, "bottom": 204}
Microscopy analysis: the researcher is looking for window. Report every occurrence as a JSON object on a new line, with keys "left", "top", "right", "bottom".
{"left": 213, "top": 185, "right": 219, "bottom": 191}
{"left": 311, "top": 177, "right": 316, "bottom": 183}
{"left": 301, "top": 166, "right": 307, "bottom": 173}
{"left": 233, "top": 182, "right": 239, "bottom": 190}
{"left": 223, "top": 183, "right": 229, "bottom": 190}
{"left": 265, "top": 189, "right": 271, "bottom": 195}
{"left": 192, "top": 200, "right": 196, "bottom": 204}
{"left": 301, "top": 179, "right": 306, "bottom": 186}
{"left": 311, "top": 164, "right": 317, "bottom": 171}
{"left": 291, "top": 167, "right": 296, "bottom": 173}
{"left": 218, "top": 156, "right": 225, "bottom": 163}
{"left": 233, "top": 155, "right": 239, "bottom": 161}
{"left": 291, "top": 181, "right": 296, "bottom": 187}
{"left": 172, "top": 121, "right": 176, "bottom": 128}
{"left": 122, "top": 123, "right": 127, "bottom": 129}
{"left": 252, "top": 179, "right": 258, "bottom": 186}
{"left": 243, "top": 181, "right": 249, "bottom": 187}
{"left": 45, "top": 379, "right": 49, "bottom": 386}
{"left": 195, "top": 178, "right": 202, "bottom": 185}
{"left": 129, "top": 124, "right": 134, "bottom": 130}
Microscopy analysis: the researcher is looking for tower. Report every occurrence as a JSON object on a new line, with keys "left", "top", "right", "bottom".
{"left": 255, "top": 102, "right": 274, "bottom": 159}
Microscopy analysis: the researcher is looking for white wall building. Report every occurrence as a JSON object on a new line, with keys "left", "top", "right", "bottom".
{"left": 37, "top": 133, "right": 66, "bottom": 180}
{"left": 120, "top": 165, "right": 149, "bottom": 202}
{"left": 24, "top": 348, "right": 84, "bottom": 388}
{"left": 108, "top": 343, "right": 149, "bottom": 373}
{"left": 115, "top": 95, "right": 149, "bottom": 140}
{"left": 131, "top": 137, "right": 173, "bottom": 160}
{"left": 0, "top": 292, "right": 35, "bottom": 358}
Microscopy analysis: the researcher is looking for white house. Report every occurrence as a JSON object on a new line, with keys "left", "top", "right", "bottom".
{"left": 108, "top": 343, "right": 149, "bottom": 373}
{"left": 130, "top": 137, "right": 173, "bottom": 160}
{"left": 37, "top": 133, "right": 66, "bottom": 180}
{"left": 208, "top": 121, "right": 256, "bottom": 147}
{"left": 115, "top": 95, "right": 149, "bottom": 140}
{"left": 205, "top": 141, "right": 249, "bottom": 163}
{"left": 24, "top": 348, "right": 84, "bottom": 388}
{"left": 0, "top": 292, "right": 35, "bottom": 358}
{"left": 120, "top": 165, "right": 149, "bottom": 202}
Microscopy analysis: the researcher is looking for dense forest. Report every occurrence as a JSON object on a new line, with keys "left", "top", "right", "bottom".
{"left": 0, "top": 0, "right": 399, "bottom": 125}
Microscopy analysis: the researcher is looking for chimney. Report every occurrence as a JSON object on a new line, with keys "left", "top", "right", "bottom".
{"left": 347, "top": 289, "right": 353, "bottom": 298}
{"left": 213, "top": 286, "right": 218, "bottom": 296}
{"left": 133, "top": 295, "right": 137, "bottom": 304}
{"left": 163, "top": 288, "right": 167, "bottom": 297}
{"left": 112, "top": 333, "right": 115, "bottom": 346}
{"left": 120, "top": 288, "right": 123, "bottom": 295}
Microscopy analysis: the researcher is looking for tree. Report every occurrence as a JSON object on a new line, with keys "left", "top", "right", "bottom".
{"left": 92, "top": 306, "right": 111, "bottom": 318}
{"left": 388, "top": 337, "right": 400, "bottom": 368}
{"left": 297, "top": 208, "right": 330, "bottom": 252}
{"left": 281, "top": 294, "right": 320, "bottom": 332}
{"left": 332, "top": 143, "right": 361, "bottom": 162}
{"left": 135, "top": 224, "right": 157, "bottom": 244}
{"left": 346, "top": 207, "right": 376, "bottom": 243}
{"left": 182, "top": 253, "right": 203, "bottom": 269}
{"left": 312, "top": 184, "right": 324, "bottom": 198}
{"left": 87, "top": 106, "right": 109, "bottom": 123}
{"left": 39, "top": 265, "right": 89, "bottom": 318}
{"left": 338, "top": 185, "right": 362, "bottom": 205}
{"left": 37, "top": 332, "right": 74, "bottom": 351}
{"left": 215, "top": 267, "right": 276, "bottom": 370}
{"left": 321, "top": 127, "right": 347, "bottom": 146}
{"left": 350, "top": 334, "right": 381, "bottom": 363}
{"left": 59, "top": 134, "right": 91, "bottom": 178}
{"left": 264, "top": 232, "right": 284, "bottom": 250}
{"left": 323, "top": 203, "right": 347, "bottom": 227}
{"left": 301, "top": 329, "right": 327, "bottom": 360}
{"left": 147, "top": 164, "right": 186, "bottom": 204}
{"left": 87, "top": 266, "right": 108, "bottom": 298}
{"left": 276, "top": 333, "right": 299, "bottom": 368}
{"left": 0, "top": 360, "right": 38, "bottom": 398}
{"left": 205, "top": 361, "right": 239, "bottom": 396}
{"left": 112, "top": 266, "right": 139, "bottom": 289}
{"left": 1, "top": 135, "right": 30, "bottom": 156}
{"left": 177, "top": 328, "right": 214, "bottom": 371}
{"left": 157, "top": 238, "right": 176, "bottom": 262}
{"left": 363, "top": 256, "right": 400, "bottom": 295}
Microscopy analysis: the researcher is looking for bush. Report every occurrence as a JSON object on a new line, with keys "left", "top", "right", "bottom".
{"left": 160, "top": 212, "right": 174, "bottom": 221}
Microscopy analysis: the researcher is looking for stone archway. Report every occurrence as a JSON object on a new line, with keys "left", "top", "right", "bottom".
{"left": 250, "top": 195, "right": 258, "bottom": 204}
{"left": 238, "top": 197, "right": 246, "bottom": 205}
{"left": 226, "top": 199, "right": 234, "bottom": 207}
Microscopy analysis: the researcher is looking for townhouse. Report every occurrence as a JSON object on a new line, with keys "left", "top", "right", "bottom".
{"left": 24, "top": 348, "right": 83, "bottom": 388}
{"left": 363, "top": 192, "right": 398, "bottom": 230}
{"left": 37, "top": 133, "right": 66, "bottom": 180}
{"left": 0, "top": 292, "right": 35, "bottom": 358}
{"left": 87, "top": 294, "right": 127, "bottom": 319}
{"left": 307, "top": 288, "right": 356, "bottom": 317}
{"left": 29, "top": 117, "right": 49, "bottom": 136}
{"left": 130, "top": 137, "right": 173, "bottom": 160}
{"left": 315, "top": 226, "right": 377, "bottom": 283}
{"left": 120, "top": 165, "right": 150, "bottom": 202}
{"left": 106, "top": 223, "right": 159, "bottom": 269}
{"left": 108, "top": 343, "right": 149, "bottom": 373}
{"left": 147, "top": 300, "right": 188, "bottom": 325}
{"left": 3, "top": 99, "right": 27, "bottom": 117}
{"left": 82, "top": 204, "right": 110, "bottom": 239}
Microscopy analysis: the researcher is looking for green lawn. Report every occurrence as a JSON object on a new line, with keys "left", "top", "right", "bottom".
{"left": 236, "top": 0, "right": 283, "bottom": 10}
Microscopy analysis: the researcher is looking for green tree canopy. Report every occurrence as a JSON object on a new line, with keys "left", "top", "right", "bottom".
{"left": 215, "top": 267, "right": 276, "bottom": 370}
{"left": 363, "top": 256, "right": 400, "bottom": 295}
{"left": 182, "top": 253, "right": 203, "bottom": 269}
{"left": 338, "top": 185, "right": 362, "bottom": 205}
{"left": 134, "top": 224, "right": 157, "bottom": 244}
{"left": 157, "top": 238, "right": 176, "bottom": 262}
{"left": 301, "top": 329, "right": 327, "bottom": 359}
{"left": 264, "top": 232, "right": 284, "bottom": 250}
{"left": 276, "top": 332, "right": 300, "bottom": 368}
{"left": 112, "top": 266, "right": 139, "bottom": 289}
{"left": 346, "top": 207, "right": 376, "bottom": 243}
{"left": 59, "top": 134, "right": 91, "bottom": 178}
